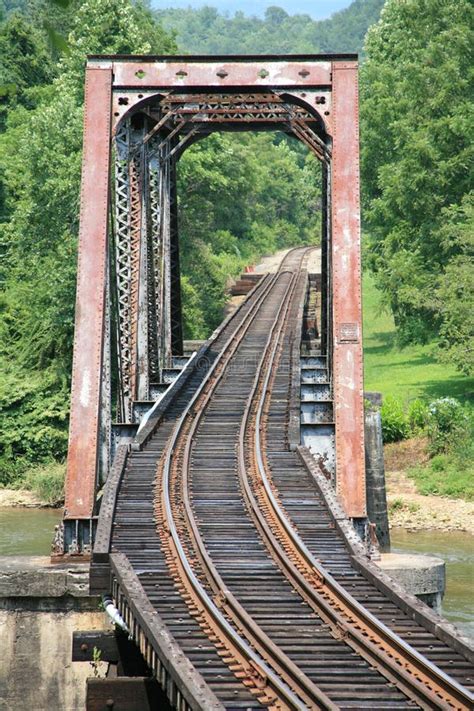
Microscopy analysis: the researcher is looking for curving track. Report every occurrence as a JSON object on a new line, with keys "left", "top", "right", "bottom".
{"left": 105, "top": 247, "right": 474, "bottom": 710}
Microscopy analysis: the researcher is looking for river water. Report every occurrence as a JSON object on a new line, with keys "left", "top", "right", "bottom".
{"left": 0, "top": 507, "right": 63, "bottom": 556}
{"left": 391, "top": 527, "right": 474, "bottom": 640}
{"left": 0, "top": 509, "right": 472, "bottom": 639}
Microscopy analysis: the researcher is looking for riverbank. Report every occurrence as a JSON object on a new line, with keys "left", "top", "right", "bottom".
{"left": 385, "top": 439, "right": 474, "bottom": 534}
{"left": 0, "top": 488, "right": 46, "bottom": 507}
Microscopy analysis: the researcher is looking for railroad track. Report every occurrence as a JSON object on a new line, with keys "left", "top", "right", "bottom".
{"left": 109, "top": 247, "right": 474, "bottom": 710}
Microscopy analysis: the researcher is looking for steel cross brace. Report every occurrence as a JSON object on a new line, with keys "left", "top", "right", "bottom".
{"left": 62, "top": 55, "right": 365, "bottom": 556}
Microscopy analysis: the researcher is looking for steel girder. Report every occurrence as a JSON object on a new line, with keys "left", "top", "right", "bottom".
{"left": 62, "top": 55, "right": 365, "bottom": 555}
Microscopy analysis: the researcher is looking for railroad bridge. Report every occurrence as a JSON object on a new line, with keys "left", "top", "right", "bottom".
{"left": 57, "top": 56, "right": 473, "bottom": 710}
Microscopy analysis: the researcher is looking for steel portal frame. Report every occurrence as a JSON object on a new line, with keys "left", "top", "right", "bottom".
{"left": 63, "top": 55, "right": 365, "bottom": 552}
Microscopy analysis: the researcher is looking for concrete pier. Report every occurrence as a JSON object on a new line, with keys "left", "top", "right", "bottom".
{"left": 377, "top": 552, "right": 446, "bottom": 612}
{"left": 0, "top": 556, "right": 108, "bottom": 711}
{"left": 364, "top": 394, "right": 391, "bottom": 551}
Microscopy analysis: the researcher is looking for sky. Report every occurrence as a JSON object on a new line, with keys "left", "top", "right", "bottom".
{"left": 151, "top": 1, "right": 353, "bottom": 21}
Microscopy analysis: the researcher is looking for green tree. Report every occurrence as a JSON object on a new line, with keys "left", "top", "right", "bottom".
{"left": 435, "top": 194, "right": 474, "bottom": 376}
{"left": 0, "top": 12, "right": 55, "bottom": 128}
{"left": 0, "top": 0, "right": 176, "bottom": 480}
{"left": 156, "top": 0, "right": 384, "bottom": 55}
{"left": 178, "top": 132, "right": 321, "bottom": 337}
{"left": 361, "top": 0, "right": 473, "bottom": 373}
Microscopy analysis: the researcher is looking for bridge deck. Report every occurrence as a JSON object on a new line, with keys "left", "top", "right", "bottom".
{"left": 94, "top": 248, "right": 474, "bottom": 710}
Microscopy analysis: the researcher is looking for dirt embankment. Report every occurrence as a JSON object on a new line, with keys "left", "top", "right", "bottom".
{"left": 0, "top": 489, "right": 43, "bottom": 507}
{"left": 384, "top": 438, "right": 474, "bottom": 534}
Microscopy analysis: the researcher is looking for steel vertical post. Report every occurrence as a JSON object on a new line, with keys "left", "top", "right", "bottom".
{"left": 160, "top": 155, "right": 172, "bottom": 367}
{"left": 169, "top": 157, "right": 183, "bottom": 356}
{"left": 331, "top": 61, "right": 366, "bottom": 517}
{"left": 64, "top": 67, "right": 112, "bottom": 519}
{"left": 320, "top": 162, "right": 328, "bottom": 355}
{"left": 137, "top": 144, "right": 150, "bottom": 401}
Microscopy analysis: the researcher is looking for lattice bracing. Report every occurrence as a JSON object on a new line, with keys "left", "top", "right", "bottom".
{"left": 114, "top": 120, "right": 133, "bottom": 421}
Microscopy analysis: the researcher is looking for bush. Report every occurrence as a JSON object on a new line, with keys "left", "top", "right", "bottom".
{"left": 427, "top": 397, "right": 470, "bottom": 455}
{"left": 23, "top": 461, "right": 65, "bottom": 506}
{"left": 408, "top": 454, "right": 474, "bottom": 501}
{"left": 380, "top": 396, "right": 410, "bottom": 442}
{"left": 407, "top": 398, "right": 429, "bottom": 434}
{"left": 389, "top": 497, "right": 404, "bottom": 512}
{"left": 406, "top": 404, "right": 473, "bottom": 500}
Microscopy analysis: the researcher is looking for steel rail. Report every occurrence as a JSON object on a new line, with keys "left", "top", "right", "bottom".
{"left": 156, "top": 250, "right": 337, "bottom": 709}
{"left": 158, "top": 254, "right": 336, "bottom": 709}
{"left": 101, "top": 268, "right": 287, "bottom": 708}
{"left": 104, "top": 244, "right": 474, "bottom": 709}
{"left": 175, "top": 266, "right": 338, "bottom": 709}
{"left": 237, "top": 270, "right": 474, "bottom": 711}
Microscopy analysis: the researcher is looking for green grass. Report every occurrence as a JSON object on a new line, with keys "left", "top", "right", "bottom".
{"left": 22, "top": 461, "right": 65, "bottom": 506}
{"left": 407, "top": 450, "right": 474, "bottom": 501}
{"left": 362, "top": 273, "right": 474, "bottom": 502}
{"left": 363, "top": 273, "right": 474, "bottom": 404}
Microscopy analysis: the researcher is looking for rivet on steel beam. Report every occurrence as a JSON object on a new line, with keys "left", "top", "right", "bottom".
{"left": 135, "top": 69, "right": 146, "bottom": 79}
{"left": 80, "top": 643, "right": 88, "bottom": 652}
{"left": 106, "top": 699, "right": 114, "bottom": 708}
{"left": 258, "top": 68, "right": 269, "bottom": 79}
{"left": 299, "top": 69, "right": 310, "bottom": 78}
{"left": 118, "top": 96, "right": 129, "bottom": 105}
{"left": 176, "top": 70, "right": 188, "bottom": 78}
{"left": 216, "top": 69, "right": 228, "bottom": 78}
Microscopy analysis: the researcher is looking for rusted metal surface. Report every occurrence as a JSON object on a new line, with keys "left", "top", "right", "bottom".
{"left": 68, "top": 57, "right": 360, "bottom": 541}
{"left": 128, "top": 152, "right": 143, "bottom": 406}
{"left": 169, "top": 157, "right": 184, "bottom": 355}
{"left": 65, "top": 57, "right": 340, "bottom": 533}
{"left": 110, "top": 253, "right": 473, "bottom": 709}
{"left": 331, "top": 61, "right": 366, "bottom": 517}
{"left": 65, "top": 66, "right": 112, "bottom": 519}
{"left": 96, "top": 57, "right": 333, "bottom": 90}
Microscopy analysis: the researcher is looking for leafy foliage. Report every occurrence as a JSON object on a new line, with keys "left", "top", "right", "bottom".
{"left": 406, "top": 399, "right": 429, "bottom": 435}
{"left": 22, "top": 460, "right": 65, "bottom": 505}
{"left": 178, "top": 133, "right": 320, "bottom": 336}
{"left": 0, "top": 0, "right": 28, "bottom": 18}
{"left": 435, "top": 194, "right": 474, "bottom": 376}
{"left": 156, "top": 0, "right": 385, "bottom": 54}
{"left": 0, "top": 0, "right": 177, "bottom": 481}
{"left": 361, "top": 0, "right": 474, "bottom": 374}
{"left": 380, "top": 396, "right": 410, "bottom": 443}
{"left": 405, "top": 399, "right": 473, "bottom": 500}
{"left": 408, "top": 444, "right": 474, "bottom": 501}
{"left": 426, "top": 397, "right": 470, "bottom": 456}
{"left": 0, "top": 12, "right": 55, "bottom": 132}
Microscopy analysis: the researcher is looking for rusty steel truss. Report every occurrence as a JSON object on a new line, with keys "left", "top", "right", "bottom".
{"left": 62, "top": 54, "right": 365, "bottom": 553}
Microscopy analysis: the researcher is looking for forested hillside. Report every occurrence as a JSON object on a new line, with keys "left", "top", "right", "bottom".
{"left": 156, "top": 0, "right": 384, "bottom": 54}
